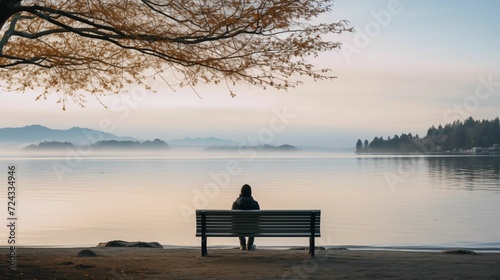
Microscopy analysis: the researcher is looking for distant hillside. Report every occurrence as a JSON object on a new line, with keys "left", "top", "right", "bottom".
{"left": 93, "top": 139, "right": 170, "bottom": 150}
{"left": 24, "top": 141, "right": 75, "bottom": 151}
{"left": 24, "top": 139, "right": 170, "bottom": 151}
{"left": 0, "top": 125, "right": 140, "bottom": 147}
{"left": 356, "top": 117, "right": 500, "bottom": 154}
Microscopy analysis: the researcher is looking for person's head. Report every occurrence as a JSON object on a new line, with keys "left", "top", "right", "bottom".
{"left": 240, "top": 184, "right": 252, "bottom": 197}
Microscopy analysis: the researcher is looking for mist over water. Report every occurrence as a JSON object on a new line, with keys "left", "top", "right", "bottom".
{"left": 1, "top": 152, "right": 499, "bottom": 250}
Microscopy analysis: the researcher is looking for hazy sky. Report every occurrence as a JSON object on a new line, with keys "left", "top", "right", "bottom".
{"left": 1, "top": 0, "right": 500, "bottom": 148}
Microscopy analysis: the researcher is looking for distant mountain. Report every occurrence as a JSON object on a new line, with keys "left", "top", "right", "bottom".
{"left": 1, "top": 125, "right": 307, "bottom": 152}
{"left": 0, "top": 125, "right": 140, "bottom": 147}
{"left": 167, "top": 137, "right": 239, "bottom": 148}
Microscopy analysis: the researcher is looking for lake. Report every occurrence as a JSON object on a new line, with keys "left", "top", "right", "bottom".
{"left": 1, "top": 152, "right": 499, "bottom": 250}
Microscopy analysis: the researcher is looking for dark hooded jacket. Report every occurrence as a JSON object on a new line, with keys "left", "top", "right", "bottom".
{"left": 231, "top": 184, "right": 260, "bottom": 210}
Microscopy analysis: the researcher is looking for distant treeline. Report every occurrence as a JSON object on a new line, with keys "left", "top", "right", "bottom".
{"left": 25, "top": 139, "right": 170, "bottom": 150}
{"left": 356, "top": 117, "right": 500, "bottom": 154}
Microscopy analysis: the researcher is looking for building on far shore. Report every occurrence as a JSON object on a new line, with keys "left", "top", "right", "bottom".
{"left": 470, "top": 144, "right": 500, "bottom": 155}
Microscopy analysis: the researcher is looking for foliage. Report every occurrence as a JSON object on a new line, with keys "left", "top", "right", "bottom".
{"left": 24, "top": 138, "right": 169, "bottom": 150}
{"left": 427, "top": 117, "right": 500, "bottom": 151}
{"left": 0, "top": 0, "right": 352, "bottom": 109}
{"left": 356, "top": 117, "right": 500, "bottom": 154}
{"left": 24, "top": 140, "right": 74, "bottom": 150}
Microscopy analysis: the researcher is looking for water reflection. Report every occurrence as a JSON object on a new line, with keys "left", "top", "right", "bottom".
{"left": 426, "top": 156, "right": 500, "bottom": 192}
{"left": 1, "top": 154, "right": 499, "bottom": 248}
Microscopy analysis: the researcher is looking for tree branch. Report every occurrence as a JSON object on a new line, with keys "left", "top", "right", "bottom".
{"left": 0, "top": 0, "right": 21, "bottom": 28}
{"left": 0, "top": 0, "right": 352, "bottom": 108}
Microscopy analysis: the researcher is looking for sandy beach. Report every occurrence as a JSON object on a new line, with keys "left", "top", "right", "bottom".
{"left": 1, "top": 247, "right": 499, "bottom": 279}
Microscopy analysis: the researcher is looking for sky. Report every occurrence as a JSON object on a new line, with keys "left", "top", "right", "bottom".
{"left": 1, "top": 0, "right": 500, "bottom": 148}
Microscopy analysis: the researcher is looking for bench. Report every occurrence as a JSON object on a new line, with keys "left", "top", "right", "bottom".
{"left": 195, "top": 210, "right": 321, "bottom": 256}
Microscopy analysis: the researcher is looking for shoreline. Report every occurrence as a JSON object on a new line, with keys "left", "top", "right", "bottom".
{"left": 4, "top": 244, "right": 500, "bottom": 253}
{"left": 1, "top": 247, "right": 499, "bottom": 279}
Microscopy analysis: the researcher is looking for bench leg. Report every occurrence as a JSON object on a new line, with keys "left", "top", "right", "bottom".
{"left": 201, "top": 236, "right": 208, "bottom": 256}
{"left": 309, "top": 211, "right": 316, "bottom": 257}
{"left": 309, "top": 236, "right": 315, "bottom": 257}
{"left": 201, "top": 211, "right": 208, "bottom": 256}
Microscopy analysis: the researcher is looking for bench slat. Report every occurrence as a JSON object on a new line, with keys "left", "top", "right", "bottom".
{"left": 196, "top": 224, "right": 320, "bottom": 229}
{"left": 196, "top": 220, "right": 320, "bottom": 225}
{"left": 196, "top": 232, "right": 320, "bottom": 236}
{"left": 198, "top": 217, "right": 320, "bottom": 221}
{"left": 197, "top": 228, "right": 319, "bottom": 232}
{"left": 196, "top": 233, "right": 320, "bottom": 237}
{"left": 197, "top": 210, "right": 319, "bottom": 214}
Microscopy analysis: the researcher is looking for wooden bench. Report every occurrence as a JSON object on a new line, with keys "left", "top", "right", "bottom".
{"left": 195, "top": 210, "right": 321, "bottom": 256}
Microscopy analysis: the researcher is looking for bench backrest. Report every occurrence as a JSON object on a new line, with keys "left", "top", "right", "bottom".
{"left": 196, "top": 210, "right": 321, "bottom": 237}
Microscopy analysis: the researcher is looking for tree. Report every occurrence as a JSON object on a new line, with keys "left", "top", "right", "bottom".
{"left": 399, "top": 133, "right": 410, "bottom": 143}
{"left": 356, "top": 139, "right": 362, "bottom": 152}
{"left": 0, "top": 0, "right": 352, "bottom": 109}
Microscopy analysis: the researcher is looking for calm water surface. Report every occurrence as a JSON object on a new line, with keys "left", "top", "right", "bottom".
{"left": 1, "top": 152, "right": 499, "bottom": 249}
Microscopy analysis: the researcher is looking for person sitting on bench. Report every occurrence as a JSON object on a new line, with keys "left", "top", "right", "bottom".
{"left": 231, "top": 184, "right": 260, "bottom": 250}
